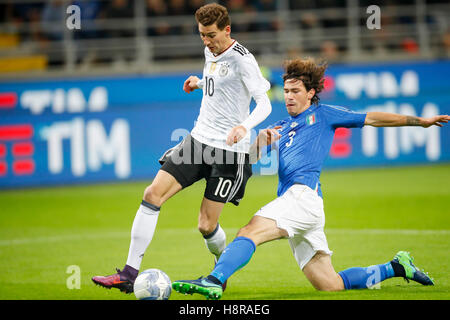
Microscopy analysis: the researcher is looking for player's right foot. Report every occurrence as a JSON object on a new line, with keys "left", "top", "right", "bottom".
{"left": 91, "top": 268, "right": 134, "bottom": 293}
{"left": 392, "top": 251, "right": 434, "bottom": 286}
{"left": 172, "top": 277, "right": 223, "bottom": 300}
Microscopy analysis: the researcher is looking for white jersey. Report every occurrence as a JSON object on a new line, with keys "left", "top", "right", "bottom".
{"left": 190, "top": 40, "right": 271, "bottom": 153}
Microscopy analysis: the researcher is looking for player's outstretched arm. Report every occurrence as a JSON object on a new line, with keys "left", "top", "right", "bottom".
{"left": 364, "top": 112, "right": 450, "bottom": 128}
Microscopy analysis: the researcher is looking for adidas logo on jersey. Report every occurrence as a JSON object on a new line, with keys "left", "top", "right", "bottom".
{"left": 233, "top": 43, "right": 249, "bottom": 56}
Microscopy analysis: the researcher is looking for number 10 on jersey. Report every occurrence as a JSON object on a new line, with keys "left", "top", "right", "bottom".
{"left": 204, "top": 76, "right": 214, "bottom": 96}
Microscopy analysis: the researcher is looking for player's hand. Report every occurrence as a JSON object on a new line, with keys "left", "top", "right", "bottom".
{"left": 421, "top": 115, "right": 450, "bottom": 128}
{"left": 257, "top": 126, "right": 282, "bottom": 147}
{"left": 226, "top": 125, "right": 247, "bottom": 146}
{"left": 183, "top": 76, "right": 200, "bottom": 93}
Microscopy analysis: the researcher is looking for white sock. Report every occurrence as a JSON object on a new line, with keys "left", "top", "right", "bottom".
{"left": 125, "top": 201, "right": 160, "bottom": 270}
{"left": 203, "top": 223, "right": 227, "bottom": 260}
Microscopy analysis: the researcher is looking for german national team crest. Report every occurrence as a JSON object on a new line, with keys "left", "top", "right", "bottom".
{"left": 219, "top": 62, "right": 229, "bottom": 77}
{"left": 306, "top": 113, "right": 316, "bottom": 125}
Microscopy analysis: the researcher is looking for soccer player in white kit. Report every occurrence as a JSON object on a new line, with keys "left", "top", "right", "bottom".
{"left": 92, "top": 3, "right": 272, "bottom": 293}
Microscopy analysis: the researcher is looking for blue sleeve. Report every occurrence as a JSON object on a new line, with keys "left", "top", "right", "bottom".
{"left": 322, "top": 104, "right": 367, "bottom": 129}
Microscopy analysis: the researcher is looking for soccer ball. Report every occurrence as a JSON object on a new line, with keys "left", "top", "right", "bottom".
{"left": 133, "top": 269, "right": 172, "bottom": 300}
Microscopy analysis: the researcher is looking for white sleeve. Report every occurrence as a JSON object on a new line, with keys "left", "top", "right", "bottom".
{"left": 197, "top": 77, "right": 205, "bottom": 89}
{"left": 238, "top": 56, "right": 272, "bottom": 131}
{"left": 197, "top": 47, "right": 210, "bottom": 89}
{"left": 239, "top": 55, "right": 271, "bottom": 97}
{"left": 240, "top": 92, "right": 272, "bottom": 131}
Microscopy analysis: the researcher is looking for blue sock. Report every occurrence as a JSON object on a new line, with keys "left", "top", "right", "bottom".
{"left": 210, "top": 236, "right": 256, "bottom": 284}
{"left": 338, "top": 262, "right": 395, "bottom": 289}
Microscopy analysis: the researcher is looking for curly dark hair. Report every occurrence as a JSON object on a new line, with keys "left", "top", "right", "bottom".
{"left": 282, "top": 58, "right": 328, "bottom": 105}
{"left": 195, "top": 3, "right": 230, "bottom": 30}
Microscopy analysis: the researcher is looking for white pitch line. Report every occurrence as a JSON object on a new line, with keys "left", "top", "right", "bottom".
{"left": 0, "top": 228, "right": 448, "bottom": 247}
{"left": 325, "top": 228, "right": 450, "bottom": 236}
{"left": 0, "top": 231, "right": 130, "bottom": 247}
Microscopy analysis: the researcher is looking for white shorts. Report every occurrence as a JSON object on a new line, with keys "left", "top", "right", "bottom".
{"left": 255, "top": 184, "right": 332, "bottom": 270}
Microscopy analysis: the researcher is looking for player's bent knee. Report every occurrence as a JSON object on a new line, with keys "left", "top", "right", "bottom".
{"left": 313, "top": 276, "right": 345, "bottom": 292}
{"left": 143, "top": 185, "right": 164, "bottom": 207}
{"left": 197, "top": 220, "right": 217, "bottom": 236}
{"left": 236, "top": 226, "right": 260, "bottom": 245}
{"left": 236, "top": 225, "right": 252, "bottom": 238}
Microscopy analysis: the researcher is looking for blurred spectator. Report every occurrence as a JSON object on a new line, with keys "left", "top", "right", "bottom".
{"left": 290, "top": 0, "right": 346, "bottom": 27}
{"left": 401, "top": 37, "right": 419, "bottom": 55}
{"left": 6, "top": 2, "right": 45, "bottom": 44}
{"left": 223, "top": 0, "right": 250, "bottom": 33}
{"left": 187, "top": 0, "right": 206, "bottom": 14}
{"left": 251, "top": 0, "right": 280, "bottom": 32}
{"left": 72, "top": 1, "right": 102, "bottom": 69}
{"left": 186, "top": 0, "right": 207, "bottom": 34}
{"left": 146, "top": 0, "right": 171, "bottom": 36}
{"left": 254, "top": 0, "right": 276, "bottom": 11}
{"left": 168, "top": 0, "right": 190, "bottom": 35}
{"left": 101, "top": 0, "right": 134, "bottom": 38}
{"left": 73, "top": 1, "right": 102, "bottom": 39}
{"left": 100, "top": 0, "right": 135, "bottom": 67}
{"left": 320, "top": 40, "right": 340, "bottom": 62}
{"left": 41, "top": 0, "right": 65, "bottom": 41}
{"left": 285, "top": 46, "right": 303, "bottom": 60}
{"left": 168, "top": 0, "right": 188, "bottom": 15}
{"left": 319, "top": 0, "right": 346, "bottom": 29}
{"left": 300, "top": 12, "right": 324, "bottom": 54}
{"left": 441, "top": 30, "right": 450, "bottom": 58}
{"left": 0, "top": 0, "right": 447, "bottom": 71}
{"left": 0, "top": 2, "right": 8, "bottom": 24}
{"left": 289, "top": 1, "right": 315, "bottom": 10}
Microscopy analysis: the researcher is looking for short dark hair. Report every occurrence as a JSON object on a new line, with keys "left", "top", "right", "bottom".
{"left": 195, "top": 3, "right": 230, "bottom": 30}
{"left": 282, "top": 58, "right": 328, "bottom": 105}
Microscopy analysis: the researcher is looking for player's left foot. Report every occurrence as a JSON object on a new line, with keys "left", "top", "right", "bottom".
{"left": 392, "top": 251, "right": 434, "bottom": 286}
{"left": 172, "top": 277, "right": 223, "bottom": 300}
{"left": 91, "top": 268, "right": 135, "bottom": 293}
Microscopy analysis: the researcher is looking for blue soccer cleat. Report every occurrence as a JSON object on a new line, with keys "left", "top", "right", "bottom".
{"left": 392, "top": 251, "right": 434, "bottom": 286}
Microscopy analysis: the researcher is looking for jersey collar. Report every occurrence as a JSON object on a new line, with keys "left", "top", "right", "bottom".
{"left": 209, "top": 39, "right": 236, "bottom": 58}
{"left": 290, "top": 104, "right": 316, "bottom": 120}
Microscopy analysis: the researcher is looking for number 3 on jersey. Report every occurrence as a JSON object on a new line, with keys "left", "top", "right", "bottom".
{"left": 286, "top": 131, "right": 296, "bottom": 147}
{"left": 204, "top": 76, "right": 214, "bottom": 96}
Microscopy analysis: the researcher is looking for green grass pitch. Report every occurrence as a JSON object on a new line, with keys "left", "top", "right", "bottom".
{"left": 0, "top": 164, "right": 449, "bottom": 300}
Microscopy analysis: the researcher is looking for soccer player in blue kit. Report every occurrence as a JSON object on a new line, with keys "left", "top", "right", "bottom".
{"left": 172, "top": 58, "right": 450, "bottom": 299}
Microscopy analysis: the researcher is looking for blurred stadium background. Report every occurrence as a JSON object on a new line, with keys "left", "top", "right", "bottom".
{"left": 0, "top": 0, "right": 449, "bottom": 301}
{"left": 0, "top": 0, "right": 449, "bottom": 187}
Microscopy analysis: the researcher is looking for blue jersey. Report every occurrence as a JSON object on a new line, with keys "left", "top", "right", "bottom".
{"left": 268, "top": 103, "right": 367, "bottom": 198}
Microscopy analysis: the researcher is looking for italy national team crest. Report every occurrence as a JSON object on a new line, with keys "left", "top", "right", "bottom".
{"left": 306, "top": 113, "right": 316, "bottom": 125}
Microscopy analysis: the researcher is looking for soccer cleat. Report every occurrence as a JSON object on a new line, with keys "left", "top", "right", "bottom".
{"left": 92, "top": 268, "right": 135, "bottom": 293}
{"left": 392, "top": 251, "right": 435, "bottom": 286}
{"left": 172, "top": 277, "right": 223, "bottom": 300}
{"left": 214, "top": 256, "right": 227, "bottom": 292}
